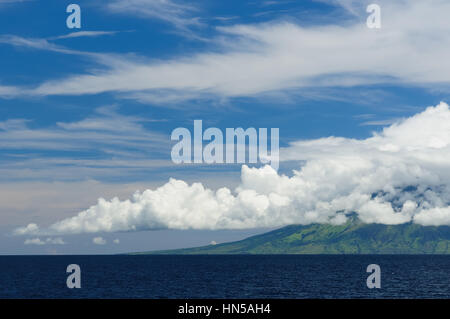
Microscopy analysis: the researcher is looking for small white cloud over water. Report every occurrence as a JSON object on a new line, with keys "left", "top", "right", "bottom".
{"left": 24, "top": 238, "right": 45, "bottom": 245}
{"left": 24, "top": 237, "right": 65, "bottom": 245}
{"left": 92, "top": 237, "right": 107, "bottom": 245}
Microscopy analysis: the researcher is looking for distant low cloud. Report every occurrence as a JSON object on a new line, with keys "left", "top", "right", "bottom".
{"left": 16, "top": 223, "right": 39, "bottom": 235}
{"left": 24, "top": 237, "right": 65, "bottom": 245}
{"left": 14, "top": 102, "right": 450, "bottom": 235}
{"left": 92, "top": 237, "right": 107, "bottom": 245}
{"left": 24, "top": 238, "right": 45, "bottom": 245}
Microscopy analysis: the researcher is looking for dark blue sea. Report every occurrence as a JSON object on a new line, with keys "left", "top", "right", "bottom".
{"left": 1, "top": 255, "right": 449, "bottom": 299}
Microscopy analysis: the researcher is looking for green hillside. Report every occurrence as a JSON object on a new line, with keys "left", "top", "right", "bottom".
{"left": 132, "top": 219, "right": 450, "bottom": 254}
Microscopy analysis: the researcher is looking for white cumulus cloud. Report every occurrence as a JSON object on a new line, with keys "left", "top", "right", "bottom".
{"left": 13, "top": 102, "right": 450, "bottom": 235}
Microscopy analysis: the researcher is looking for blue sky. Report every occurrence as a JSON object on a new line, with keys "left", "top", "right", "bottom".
{"left": 1, "top": 0, "right": 450, "bottom": 254}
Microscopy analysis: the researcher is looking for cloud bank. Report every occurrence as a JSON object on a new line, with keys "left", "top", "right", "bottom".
{"left": 14, "top": 102, "right": 450, "bottom": 236}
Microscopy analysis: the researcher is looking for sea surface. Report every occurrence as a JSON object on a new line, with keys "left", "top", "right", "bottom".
{"left": 0, "top": 255, "right": 449, "bottom": 299}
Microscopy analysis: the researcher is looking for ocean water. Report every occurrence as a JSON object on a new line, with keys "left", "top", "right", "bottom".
{"left": 0, "top": 255, "right": 449, "bottom": 299}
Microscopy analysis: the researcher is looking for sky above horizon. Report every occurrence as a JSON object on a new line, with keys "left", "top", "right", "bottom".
{"left": 1, "top": 0, "right": 450, "bottom": 254}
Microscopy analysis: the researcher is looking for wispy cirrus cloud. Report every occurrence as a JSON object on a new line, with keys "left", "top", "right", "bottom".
{"left": 106, "top": 0, "right": 201, "bottom": 31}
{"left": 0, "top": 105, "right": 166, "bottom": 151}
{"left": 0, "top": 34, "right": 106, "bottom": 59}
{"left": 0, "top": 0, "right": 448, "bottom": 104}
{"left": 359, "top": 118, "right": 401, "bottom": 126}
{"left": 0, "top": 106, "right": 172, "bottom": 181}
{"left": 0, "top": 34, "right": 128, "bottom": 67}
{"left": 49, "top": 31, "right": 119, "bottom": 40}
{"left": 0, "top": 0, "right": 29, "bottom": 5}
{"left": 0, "top": 84, "right": 19, "bottom": 97}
